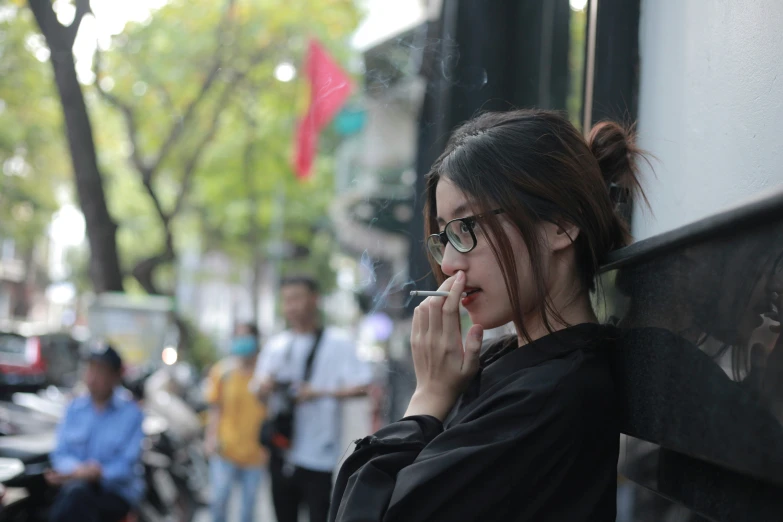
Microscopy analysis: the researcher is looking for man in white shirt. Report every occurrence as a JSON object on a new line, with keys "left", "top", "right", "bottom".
{"left": 254, "top": 275, "right": 372, "bottom": 522}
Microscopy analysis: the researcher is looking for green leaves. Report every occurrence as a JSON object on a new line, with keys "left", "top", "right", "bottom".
{"left": 90, "top": 0, "right": 360, "bottom": 291}
{"left": 5, "top": 0, "right": 360, "bottom": 295}
{"left": 0, "top": 6, "right": 64, "bottom": 250}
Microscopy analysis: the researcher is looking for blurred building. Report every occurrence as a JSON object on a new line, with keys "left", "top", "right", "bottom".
{"left": 329, "top": 3, "right": 433, "bottom": 357}
{"left": 331, "top": 27, "right": 425, "bottom": 320}
{"left": 0, "top": 237, "right": 31, "bottom": 321}
{"left": 0, "top": 235, "right": 53, "bottom": 327}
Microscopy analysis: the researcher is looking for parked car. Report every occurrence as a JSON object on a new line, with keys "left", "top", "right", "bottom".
{"left": 0, "top": 332, "right": 80, "bottom": 397}
{"left": 35, "top": 334, "right": 81, "bottom": 388}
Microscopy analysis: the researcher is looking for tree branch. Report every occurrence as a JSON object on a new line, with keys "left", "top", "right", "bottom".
{"left": 93, "top": 49, "right": 152, "bottom": 181}
{"left": 94, "top": 51, "right": 171, "bottom": 231}
{"left": 169, "top": 98, "right": 225, "bottom": 218}
{"left": 169, "top": 54, "right": 265, "bottom": 219}
{"left": 131, "top": 250, "right": 174, "bottom": 295}
{"left": 148, "top": 0, "right": 239, "bottom": 177}
{"left": 66, "top": 0, "right": 92, "bottom": 48}
{"left": 150, "top": 61, "right": 223, "bottom": 174}
{"left": 156, "top": 84, "right": 176, "bottom": 114}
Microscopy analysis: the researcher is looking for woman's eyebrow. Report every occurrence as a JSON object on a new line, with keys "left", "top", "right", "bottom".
{"left": 436, "top": 203, "right": 470, "bottom": 224}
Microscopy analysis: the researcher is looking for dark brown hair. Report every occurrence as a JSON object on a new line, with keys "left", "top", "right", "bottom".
{"left": 424, "top": 109, "right": 648, "bottom": 341}
{"left": 280, "top": 275, "right": 320, "bottom": 294}
{"left": 236, "top": 322, "right": 260, "bottom": 339}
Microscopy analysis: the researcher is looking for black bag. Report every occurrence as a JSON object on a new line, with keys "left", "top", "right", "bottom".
{"left": 259, "top": 329, "right": 324, "bottom": 452}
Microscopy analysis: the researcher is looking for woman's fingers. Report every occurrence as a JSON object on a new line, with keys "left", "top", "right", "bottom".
{"left": 412, "top": 301, "right": 429, "bottom": 337}
{"left": 411, "top": 304, "right": 429, "bottom": 354}
{"left": 410, "top": 305, "right": 428, "bottom": 369}
{"left": 426, "top": 297, "right": 443, "bottom": 354}
{"left": 462, "top": 324, "right": 484, "bottom": 377}
{"left": 442, "top": 271, "right": 465, "bottom": 335}
{"left": 426, "top": 273, "right": 458, "bottom": 335}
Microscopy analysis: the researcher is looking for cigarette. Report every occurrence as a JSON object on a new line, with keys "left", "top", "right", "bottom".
{"left": 409, "top": 291, "right": 466, "bottom": 297}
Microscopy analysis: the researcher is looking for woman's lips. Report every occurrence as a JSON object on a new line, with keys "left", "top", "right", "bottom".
{"left": 461, "top": 288, "right": 481, "bottom": 306}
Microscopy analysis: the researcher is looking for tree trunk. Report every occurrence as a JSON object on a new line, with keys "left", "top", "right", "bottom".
{"left": 131, "top": 217, "right": 176, "bottom": 297}
{"left": 28, "top": 0, "right": 124, "bottom": 294}
{"left": 52, "top": 52, "right": 124, "bottom": 294}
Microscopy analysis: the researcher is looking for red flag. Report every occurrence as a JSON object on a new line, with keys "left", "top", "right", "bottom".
{"left": 294, "top": 39, "right": 353, "bottom": 179}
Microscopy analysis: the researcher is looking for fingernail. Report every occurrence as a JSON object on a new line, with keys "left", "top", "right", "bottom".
{"left": 457, "top": 271, "right": 465, "bottom": 282}
{"left": 474, "top": 326, "right": 484, "bottom": 338}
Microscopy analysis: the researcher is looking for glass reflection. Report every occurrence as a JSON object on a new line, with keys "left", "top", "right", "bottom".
{"left": 597, "top": 219, "right": 783, "bottom": 520}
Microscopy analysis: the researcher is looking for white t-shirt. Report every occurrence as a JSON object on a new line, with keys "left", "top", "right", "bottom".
{"left": 253, "top": 326, "right": 373, "bottom": 472}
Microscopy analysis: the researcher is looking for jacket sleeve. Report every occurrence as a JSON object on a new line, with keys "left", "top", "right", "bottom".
{"left": 329, "top": 378, "right": 584, "bottom": 522}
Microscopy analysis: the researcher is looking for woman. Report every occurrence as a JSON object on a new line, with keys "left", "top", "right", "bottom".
{"left": 329, "top": 109, "right": 649, "bottom": 522}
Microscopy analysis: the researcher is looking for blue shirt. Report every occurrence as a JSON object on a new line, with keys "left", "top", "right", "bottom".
{"left": 51, "top": 389, "right": 145, "bottom": 505}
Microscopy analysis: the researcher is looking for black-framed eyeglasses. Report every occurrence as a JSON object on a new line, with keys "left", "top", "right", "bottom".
{"left": 427, "top": 209, "right": 504, "bottom": 265}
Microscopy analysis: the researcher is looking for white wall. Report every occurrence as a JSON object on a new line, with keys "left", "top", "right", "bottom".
{"left": 633, "top": 0, "right": 783, "bottom": 240}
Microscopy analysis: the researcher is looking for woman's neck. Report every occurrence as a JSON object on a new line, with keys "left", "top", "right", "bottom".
{"left": 516, "top": 271, "right": 597, "bottom": 347}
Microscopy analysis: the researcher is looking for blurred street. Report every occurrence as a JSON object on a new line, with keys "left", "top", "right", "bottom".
{"left": 194, "top": 487, "right": 274, "bottom": 522}
{"left": 2, "top": 0, "right": 783, "bottom": 520}
{"left": 195, "top": 397, "right": 372, "bottom": 522}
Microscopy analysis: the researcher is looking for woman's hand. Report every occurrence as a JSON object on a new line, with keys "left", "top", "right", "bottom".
{"left": 405, "top": 271, "right": 484, "bottom": 421}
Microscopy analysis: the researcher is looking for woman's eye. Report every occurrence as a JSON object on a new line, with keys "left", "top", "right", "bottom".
{"left": 460, "top": 220, "right": 479, "bottom": 234}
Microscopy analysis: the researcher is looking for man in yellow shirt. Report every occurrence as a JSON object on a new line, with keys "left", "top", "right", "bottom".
{"left": 205, "top": 323, "right": 267, "bottom": 522}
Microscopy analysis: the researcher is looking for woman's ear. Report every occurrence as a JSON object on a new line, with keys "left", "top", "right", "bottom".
{"left": 542, "top": 221, "right": 580, "bottom": 253}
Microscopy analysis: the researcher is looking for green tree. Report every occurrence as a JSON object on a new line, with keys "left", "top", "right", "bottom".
{"left": 23, "top": 0, "right": 125, "bottom": 293}
{"left": 89, "top": 0, "right": 359, "bottom": 302}
{"left": 0, "top": 5, "right": 62, "bottom": 252}
{"left": 7, "top": 0, "right": 359, "bottom": 339}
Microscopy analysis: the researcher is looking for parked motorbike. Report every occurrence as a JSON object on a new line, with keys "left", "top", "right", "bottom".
{"left": 0, "top": 458, "right": 25, "bottom": 519}
{"left": 0, "top": 433, "right": 58, "bottom": 521}
{"left": 126, "top": 366, "right": 208, "bottom": 515}
{"left": 137, "top": 415, "right": 201, "bottom": 522}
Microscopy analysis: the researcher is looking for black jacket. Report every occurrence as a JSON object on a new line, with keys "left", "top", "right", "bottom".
{"left": 329, "top": 323, "right": 620, "bottom": 522}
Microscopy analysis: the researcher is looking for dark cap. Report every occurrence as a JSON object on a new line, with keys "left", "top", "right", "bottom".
{"left": 88, "top": 342, "right": 123, "bottom": 373}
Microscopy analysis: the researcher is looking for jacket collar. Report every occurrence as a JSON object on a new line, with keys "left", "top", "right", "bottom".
{"left": 450, "top": 323, "right": 613, "bottom": 424}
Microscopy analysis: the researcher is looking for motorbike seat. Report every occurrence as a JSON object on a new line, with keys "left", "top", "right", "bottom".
{"left": 0, "top": 433, "right": 56, "bottom": 464}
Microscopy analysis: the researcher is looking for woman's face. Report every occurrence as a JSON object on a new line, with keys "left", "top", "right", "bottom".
{"left": 435, "top": 179, "right": 538, "bottom": 330}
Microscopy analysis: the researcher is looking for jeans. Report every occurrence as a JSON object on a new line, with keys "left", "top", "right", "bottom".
{"left": 48, "top": 480, "right": 130, "bottom": 522}
{"left": 210, "top": 455, "right": 265, "bottom": 522}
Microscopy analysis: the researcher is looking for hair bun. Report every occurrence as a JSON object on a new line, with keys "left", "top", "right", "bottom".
{"left": 587, "top": 120, "right": 650, "bottom": 243}
{"left": 587, "top": 121, "right": 639, "bottom": 186}
{"left": 587, "top": 121, "right": 643, "bottom": 190}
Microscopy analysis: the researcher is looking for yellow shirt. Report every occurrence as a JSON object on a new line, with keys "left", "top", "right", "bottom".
{"left": 205, "top": 358, "right": 268, "bottom": 467}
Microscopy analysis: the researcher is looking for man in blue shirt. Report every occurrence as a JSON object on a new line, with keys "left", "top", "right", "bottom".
{"left": 46, "top": 343, "right": 145, "bottom": 522}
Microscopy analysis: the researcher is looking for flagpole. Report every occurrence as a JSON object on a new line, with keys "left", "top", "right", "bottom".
{"left": 270, "top": 177, "right": 286, "bottom": 331}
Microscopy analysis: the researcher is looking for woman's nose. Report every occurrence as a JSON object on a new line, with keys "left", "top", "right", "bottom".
{"left": 440, "top": 243, "right": 468, "bottom": 277}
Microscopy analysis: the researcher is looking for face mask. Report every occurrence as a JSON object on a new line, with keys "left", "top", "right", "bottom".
{"left": 231, "top": 336, "right": 258, "bottom": 357}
